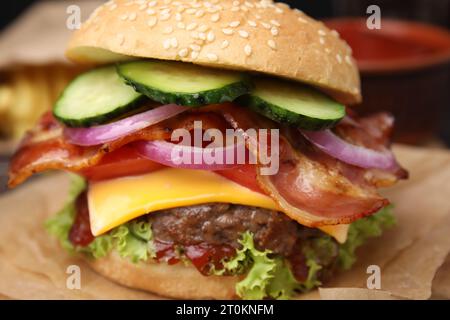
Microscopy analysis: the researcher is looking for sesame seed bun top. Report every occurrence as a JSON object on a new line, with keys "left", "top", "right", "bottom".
{"left": 66, "top": 0, "right": 361, "bottom": 105}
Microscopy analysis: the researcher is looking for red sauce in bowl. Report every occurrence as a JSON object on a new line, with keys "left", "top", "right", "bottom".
{"left": 325, "top": 18, "right": 450, "bottom": 73}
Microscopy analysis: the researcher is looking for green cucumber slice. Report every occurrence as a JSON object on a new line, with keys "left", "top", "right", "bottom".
{"left": 117, "top": 60, "right": 252, "bottom": 107}
{"left": 53, "top": 65, "right": 144, "bottom": 127}
{"left": 242, "top": 78, "right": 346, "bottom": 130}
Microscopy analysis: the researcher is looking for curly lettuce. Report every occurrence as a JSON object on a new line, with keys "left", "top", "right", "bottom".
{"left": 338, "top": 205, "right": 396, "bottom": 270}
{"left": 45, "top": 174, "right": 154, "bottom": 262}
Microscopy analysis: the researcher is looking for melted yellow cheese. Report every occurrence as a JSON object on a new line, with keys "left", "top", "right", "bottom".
{"left": 88, "top": 168, "right": 348, "bottom": 243}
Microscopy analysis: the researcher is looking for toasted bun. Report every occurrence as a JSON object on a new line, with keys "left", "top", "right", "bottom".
{"left": 86, "top": 252, "right": 241, "bottom": 299}
{"left": 66, "top": 0, "right": 361, "bottom": 104}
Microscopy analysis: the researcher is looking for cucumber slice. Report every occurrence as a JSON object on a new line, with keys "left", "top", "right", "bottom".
{"left": 54, "top": 65, "right": 144, "bottom": 127}
{"left": 242, "top": 78, "right": 345, "bottom": 130}
{"left": 117, "top": 60, "right": 252, "bottom": 107}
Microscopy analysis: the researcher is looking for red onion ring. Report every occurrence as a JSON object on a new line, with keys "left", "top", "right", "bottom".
{"left": 300, "top": 129, "right": 397, "bottom": 170}
{"left": 64, "top": 104, "right": 189, "bottom": 146}
{"left": 135, "top": 140, "right": 246, "bottom": 170}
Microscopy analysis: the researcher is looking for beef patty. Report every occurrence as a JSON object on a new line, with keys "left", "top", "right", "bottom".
{"left": 149, "top": 203, "right": 329, "bottom": 257}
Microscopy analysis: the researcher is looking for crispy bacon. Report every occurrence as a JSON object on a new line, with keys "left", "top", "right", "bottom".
{"left": 8, "top": 105, "right": 407, "bottom": 227}
{"left": 8, "top": 111, "right": 228, "bottom": 187}
{"left": 214, "top": 104, "right": 407, "bottom": 227}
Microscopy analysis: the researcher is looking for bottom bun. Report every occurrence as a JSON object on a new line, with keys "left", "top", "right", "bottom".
{"left": 86, "top": 252, "right": 241, "bottom": 299}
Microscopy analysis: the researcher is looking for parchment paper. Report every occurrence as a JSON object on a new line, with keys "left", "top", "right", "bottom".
{"left": 0, "top": 145, "right": 449, "bottom": 300}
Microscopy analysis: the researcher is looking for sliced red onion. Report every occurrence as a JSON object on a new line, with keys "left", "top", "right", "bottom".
{"left": 64, "top": 104, "right": 188, "bottom": 146}
{"left": 135, "top": 140, "right": 245, "bottom": 170}
{"left": 300, "top": 129, "right": 397, "bottom": 170}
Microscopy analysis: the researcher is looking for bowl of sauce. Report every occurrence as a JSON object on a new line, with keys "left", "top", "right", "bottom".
{"left": 325, "top": 18, "right": 450, "bottom": 144}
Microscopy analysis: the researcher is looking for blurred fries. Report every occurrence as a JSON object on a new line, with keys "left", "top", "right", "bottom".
{"left": 0, "top": 64, "right": 83, "bottom": 139}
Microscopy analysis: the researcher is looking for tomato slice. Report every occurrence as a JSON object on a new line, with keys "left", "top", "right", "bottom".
{"left": 81, "top": 144, "right": 265, "bottom": 195}
{"left": 80, "top": 144, "right": 164, "bottom": 181}
{"left": 216, "top": 164, "right": 265, "bottom": 194}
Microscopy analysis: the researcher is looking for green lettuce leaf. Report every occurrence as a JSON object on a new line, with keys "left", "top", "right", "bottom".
{"left": 45, "top": 174, "right": 154, "bottom": 262}
{"left": 338, "top": 205, "right": 396, "bottom": 270}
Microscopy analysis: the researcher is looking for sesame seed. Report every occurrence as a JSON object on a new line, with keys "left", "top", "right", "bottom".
{"left": 325, "top": 48, "right": 331, "bottom": 54}
{"left": 198, "top": 32, "right": 207, "bottom": 40}
{"left": 211, "top": 13, "right": 220, "bottom": 22}
{"left": 331, "top": 30, "right": 340, "bottom": 38}
{"left": 191, "top": 51, "right": 199, "bottom": 59}
{"left": 163, "top": 26, "right": 174, "bottom": 34}
{"left": 160, "top": 8, "right": 171, "bottom": 15}
{"left": 119, "top": 14, "right": 128, "bottom": 21}
{"left": 271, "top": 27, "right": 279, "bottom": 36}
{"left": 270, "top": 19, "right": 280, "bottom": 27}
{"left": 222, "top": 28, "right": 234, "bottom": 35}
{"left": 190, "top": 31, "right": 199, "bottom": 39}
{"left": 198, "top": 24, "right": 209, "bottom": 32}
{"left": 147, "top": 17, "right": 157, "bottom": 27}
{"left": 298, "top": 17, "right": 307, "bottom": 23}
{"left": 238, "top": 30, "right": 249, "bottom": 38}
{"left": 319, "top": 37, "right": 325, "bottom": 45}
{"left": 261, "top": 22, "right": 271, "bottom": 29}
{"left": 318, "top": 29, "right": 327, "bottom": 36}
{"left": 240, "top": 5, "right": 248, "bottom": 12}
{"left": 178, "top": 48, "right": 189, "bottom": 57}
{"left": 231, "top": 7, "right": 239, "bottom": 12}
{"left": 171, "top": 37, "right": 178, "bottom": 48}
{"left": 255, "top": 14, "right": 261, "bottom": 20}
{"left": 177, "top": 5, "right": 185, "bottom": 12}
{"left": 177, "top": 22, "right": 185, "bottom": 29}
{"left": 207, "top": 53, "right": 218, "bottom": 61}
{"left": 192, "top": 2, "right": 202, "bottom": 8}
{"left": 267, "top": 39, "right": 276, "bottom": 50}
{"left": 128, "top": 12, "right": 137, "bottom": 21}
{"left": 207, "top": 31, "right": 215, "bottom": 42}
{"left": 245, "top": 1, "right": 254, "bottom": 8}
{"left": 345, "top": 55, "right": 352, "bottom": 65}
{"left": 294, "top": 8, "right": 303, "bottom": 14}
{"left": 186, "top": 22, "right": 197, "bottom": 31}
{"left": 147, "top": 8, "right": 155, "bottom": 15}
{"left": 229, "top": 21, "right": 240, "bottom": 27}
{"left": 190, "top": 44, "right": 201, "bottom": 51}
{"left": 148, "top": 1, "right": 157, "bottom": 7}
{"left": 163, "top": 39, "right": 171, "bottom": 49}
{"left": 195, "top": 9, "right": 205, "bottom": 17}
{"left": 244, "top": 44, "right": 252, "bottom": 56}
{"left": 336, "top": 54, "right": 343, "bottom": 64}
{"left": 160, "top": 13, "right": 170, "bottom": 21}
{"left": 186, "top": 8, "right": 196, "bottom": 14}
{"left": 204, "top": 1, "right": 212, "bottom": 8}
{"left": 164, "top": 0, "right": 172, "bottom": 4}
{"left": 109, "top": 3, "right": 117, "bottom": 11}
{"left": 248, "top": 20, "right": 257, "bottom": 27}
{"left": 221, "top": 40, "right": 229, "bottom": 49}
{"left": 232, "top": 0, "right": 240, "bottom": 6}
{"left": 139, "top": 4, "right": 147, "bottom": 10}
{"left": 275, "top": 7, "right": 283, "bottom": 14}
{"left": 175, "top": 13, "right": 182, "bottom": 21}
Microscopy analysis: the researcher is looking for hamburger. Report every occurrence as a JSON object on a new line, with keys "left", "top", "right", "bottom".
{"left": 8, "top": 0, "right": 408, "bottom": 300}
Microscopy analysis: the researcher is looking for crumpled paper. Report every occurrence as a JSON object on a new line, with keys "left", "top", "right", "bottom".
{"left": 0, "top": 145, "right": 449, "bottom": 300}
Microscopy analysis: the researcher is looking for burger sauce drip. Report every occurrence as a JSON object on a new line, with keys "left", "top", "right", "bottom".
{"left": 69, "top": 191, "right": 94, "bottom": 246}
{"left": 69, "top": 194, "right": 236, "bottom": 274}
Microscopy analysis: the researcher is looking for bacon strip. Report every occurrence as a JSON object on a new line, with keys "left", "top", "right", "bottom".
{"left": 8, "top": 111, "right": 228, "bottom": 187}
{"left": 8, "top": 106, "right": 407, "bottom": 228}
{"left": 214, "top": 104, "right": 407, "bottom": 227}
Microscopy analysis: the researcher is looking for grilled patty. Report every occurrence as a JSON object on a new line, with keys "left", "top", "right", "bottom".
{"left": 149, "top": 203, "right": 330, "bottom": 257}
